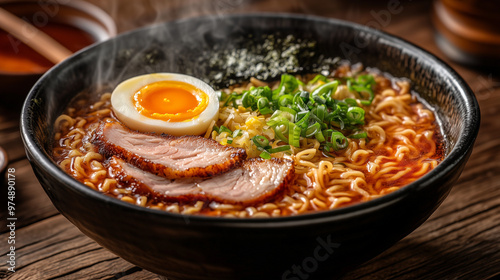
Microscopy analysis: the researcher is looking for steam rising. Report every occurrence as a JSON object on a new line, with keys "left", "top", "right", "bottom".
{"left": 70, "top": 0, "right": 373, "bottom": 96}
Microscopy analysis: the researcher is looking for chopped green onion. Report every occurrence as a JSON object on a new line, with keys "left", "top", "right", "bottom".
{"left": 218, "top": 91, "right": 227, "bottom": 101}
{"left": 242, "top": 91, "right": 253, "bottom": 107}
{"left": 219, "top": 125, "right": 232, "bottom": 134}
{"left": 313, "top": 105, "right": 326, "bottom": 122}
{"left": 257, "top": 97, "right": 273, "bottom": 114}
{"left": 252, "top": 135, "right": 270, "bottom": 149}
{"left": 259, "top": 151, "right": 272, "bottom": 159}
{"left": 232, "top": 129, "right": 242, "bottom": 138}
{"left": 315, "top": 131, "right": 326, "bottom": 142}
{"left": 222, "top": 92, "right": 243, "bottom": 107}
{"left": 305, "top": 123, "right": 321, "bottom": 138}
{"left": 222, "top": 73, "right": 375, "bottom": 155}
{"left": 274, "top": 124, "right": 289, "bottom": 143}
{"left": 296, "top": 111, "right": 308, "bottom": 121}
{"left": 295, "top": 112, "right": 310, "bottom": 130}
{"left": 346, "top": 107, "right": 365, "bottom": 125}
{"left": 347, "top": 74, "right": 376, "bottom": 105}
{"left": 268, "top": 145, "right": 291, "bottom": 153}
{"left": 227, "top": 129, "right": 243, "bottom": 144}
{"left": 295, "top": 91, "right": 310, "bottom": 102}
{"left": 312, "top": 95, "right": 327, "bottom": 105}
{"left": 278, "top": 94, "right": 294, "bottom": 107}
{"left": 259, "top": 86, "right": 273, "bottom": 100}
{"left": 311, "top": 80, "right": 339, "bottom": 98}
{"left": 348, "top": 130, "right": 368, "bottom": 139}
{"left": 330, "top": 131, "right": 348, "bottom": 150}
{"left": 344, "top": 98, "right": 358, "bottom": 107}
{"left": 308, "top": 112, "right": 322, "bottom": 125}
{"left": 289, "top": 123, "right": 301, "bottom": 148}
{"left": 254, "top": 140, "right": 291, "bottom": 159}
{"left": 308, "top": 74, "right": 329, "bottom": 85}
{"left": 293, "top": 95, "right": 309, "bottom": 112}
{"left": 322, "top": 143, "right": 336, "bottom": 157}
{"left": 212, "top": 125, "right": 220, "bottom": 134}
{"left": 322, "top": 129, "right": 334, "bottom": 139}
{"left": 267, "top": 110, "right": 294, "bottom": 126}
{"left": 279, "top": 106, "right": 297, "bottom": 117}
{"left": 276, "top": 74, "right": 299, "bottom": 96}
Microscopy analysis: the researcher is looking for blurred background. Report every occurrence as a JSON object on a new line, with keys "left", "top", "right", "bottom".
{"left": 2, "top": 0, "right": 499, "bottom": 102}
{"left": 85, "top": 0, "right": 500, "bottom": 67}
{"left": 1, "top": 0, "right": 500, "bottom": 279}
{"left": 3, "top": 0, "right": 498, "bottom": 104}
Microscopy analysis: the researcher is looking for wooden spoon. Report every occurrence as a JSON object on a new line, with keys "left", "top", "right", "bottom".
{"left": 0, "top": 7, "right": 72, "bottom": 64}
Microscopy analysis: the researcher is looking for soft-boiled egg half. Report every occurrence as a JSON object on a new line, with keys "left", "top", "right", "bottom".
{"left": 111, "top": 73, "right": 219, "bottom": 136}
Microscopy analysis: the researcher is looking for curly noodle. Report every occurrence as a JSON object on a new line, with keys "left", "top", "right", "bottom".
{"left": 52, "top": 70, "right": 443, "bottom": 218}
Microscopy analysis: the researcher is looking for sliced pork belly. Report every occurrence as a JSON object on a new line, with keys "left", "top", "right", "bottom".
{"left": 108, "top": 156, "right": 295, "bottom": 206}
{"left": 196, "top": 157, "right": 295, "bottom": 205}
{"left": 108, "top": 156, "right": 203, "bottom": 203}
{"left": 93, "top": 122, "right": 247, "bottom": 179}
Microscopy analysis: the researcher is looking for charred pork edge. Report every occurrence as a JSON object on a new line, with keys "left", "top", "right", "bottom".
{"left": 92, "top": 122, "right": 247, "bottom": 179}
{"left": 107, "top": 156, "right": 295, "bottom": 207}
{"left": 232, "top": 157, "right": 295, "bottom": 206}
{"left": 107, "top": 156, "right": 209, "bottom": 205}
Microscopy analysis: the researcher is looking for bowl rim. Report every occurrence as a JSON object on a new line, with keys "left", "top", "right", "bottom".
{"left": 20, "top": 13, "right": 480, "bottom": 228}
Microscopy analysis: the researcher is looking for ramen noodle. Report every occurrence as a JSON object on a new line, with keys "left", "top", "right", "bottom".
{"left": 53, "top": 65, "right": 444, "bottom": 218}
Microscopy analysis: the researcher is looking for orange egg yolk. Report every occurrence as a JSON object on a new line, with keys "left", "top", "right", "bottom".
{"left": 133, "top": 81, "right": 208, "bottom": 122}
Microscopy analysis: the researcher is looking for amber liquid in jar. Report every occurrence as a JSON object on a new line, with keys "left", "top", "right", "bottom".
{"left": 0, "top": 21, "right": 96, "bottom": 74}
{"left": 432, "top": 0, "right": 500, "bottom": 65}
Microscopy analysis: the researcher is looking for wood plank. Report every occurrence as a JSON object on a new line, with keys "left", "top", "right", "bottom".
{"left": 0, "top": 215, "right": 158, "bottom": 280}
{"left": 0, "top": 129, "right": 28, "bottom": 163}
{"left": 111, "top": 271, "right": 161, "bottom": 280}
{"left": 0, "top": 118, "right": 19, "bottom": 131}
{"left": 0, "top": 159, "right": 58, "bottom": 233}
{"left": 2, "top": 0, "right": 500, "bottom": 279}
{"left": 343, "top": 203, "right": 500, "bottom": 279}
{"left": 96, "top": 267, "right": 160, "bottom": 280}
{"left": 0, "top": 106, "right": 20, "bottom": 125}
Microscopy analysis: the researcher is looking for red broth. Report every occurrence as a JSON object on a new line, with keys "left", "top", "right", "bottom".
{"left": 52, "top": 68, "right": 445, "bottom": 218}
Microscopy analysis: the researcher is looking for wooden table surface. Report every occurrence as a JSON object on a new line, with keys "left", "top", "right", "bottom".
{"left": 1, "top": 0, "right": 499, "bottom": 279}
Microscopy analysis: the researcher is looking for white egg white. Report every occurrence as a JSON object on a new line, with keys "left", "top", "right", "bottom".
{"left": 111, "top": 73, "right": 219, "bottom": 136}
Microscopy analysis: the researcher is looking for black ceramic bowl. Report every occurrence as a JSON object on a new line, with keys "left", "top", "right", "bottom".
{"left": 21, "top": 14, "right": 479, "bottom": 280}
